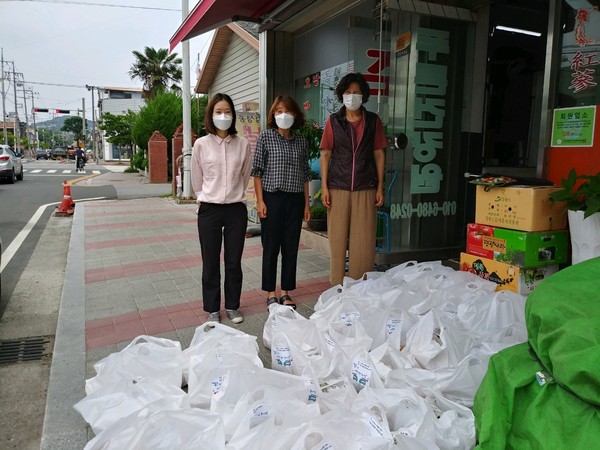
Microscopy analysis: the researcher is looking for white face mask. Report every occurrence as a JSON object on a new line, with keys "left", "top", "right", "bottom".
{"left": 343, "top": 94, "right": 363, "bottom": 111}
{"left": 213, "top": 114, "right": 233, "bottom": 131}
{"left": 274, "top": 113, "right": 295, "bottom": 130}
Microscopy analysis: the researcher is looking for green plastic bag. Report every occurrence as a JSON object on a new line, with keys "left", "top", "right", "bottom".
{"left": 474, "top": 257, "right": 600, "bottom": 449}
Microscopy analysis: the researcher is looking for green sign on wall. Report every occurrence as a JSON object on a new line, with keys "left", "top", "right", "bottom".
{"left": 551, "top": 106, "right": 596, "bottom": 147}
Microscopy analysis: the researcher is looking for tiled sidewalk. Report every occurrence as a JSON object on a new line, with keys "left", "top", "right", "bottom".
{"left": 82, "top": 198, "right": 331, "bottom": 372}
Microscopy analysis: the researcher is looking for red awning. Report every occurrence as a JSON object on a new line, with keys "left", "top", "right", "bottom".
{"left": 170, "top": 0, "right": 285, "bottom": 51}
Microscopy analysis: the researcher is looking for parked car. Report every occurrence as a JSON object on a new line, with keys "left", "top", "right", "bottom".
{"left": 36, "top": 148, "right": 51, "bottom": 160}
{"left": 0, "top": 144, "right": 24, "bottom": 183}
{"left": 52, "top": 147, "right": 67, "bottom": 159}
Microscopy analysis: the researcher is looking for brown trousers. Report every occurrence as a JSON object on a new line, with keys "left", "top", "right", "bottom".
{"left": 326, "top": 189, "right": 377, "bottom": 285}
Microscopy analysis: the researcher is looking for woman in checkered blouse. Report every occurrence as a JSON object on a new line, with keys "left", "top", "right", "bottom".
{"left": 251, "top": 96, "right": 311, "bottom": 310}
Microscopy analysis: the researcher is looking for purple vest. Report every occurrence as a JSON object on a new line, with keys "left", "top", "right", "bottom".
{"left": 327, "top": 108, "right": 379, "bottom": 191}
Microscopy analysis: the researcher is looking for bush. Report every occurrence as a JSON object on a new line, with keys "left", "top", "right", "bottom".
{"left": 124, "top": 167, "right": 139, "bottom": 173}
{"left": 131, "top": 150, "right": 147, "bottom": 170}
{"left": 310, "top": 202, "right": 327, "bottom": 220}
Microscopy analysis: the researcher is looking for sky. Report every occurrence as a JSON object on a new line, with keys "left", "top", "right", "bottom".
{"left": 0, "top": 0, "right": 212, "bottom": 122}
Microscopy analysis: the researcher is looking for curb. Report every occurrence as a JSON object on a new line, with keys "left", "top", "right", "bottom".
{"left": 40, "top": 204, "right": 88, "bottom": 450}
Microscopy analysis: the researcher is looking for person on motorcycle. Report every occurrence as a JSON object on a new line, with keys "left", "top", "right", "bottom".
{"left": 75, "top": 147, "right": 86, "bottom": 172}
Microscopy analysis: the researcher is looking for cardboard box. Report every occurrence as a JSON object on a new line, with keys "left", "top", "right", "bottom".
{"left": 466, "top": 223, "right": 569, "bottom": 267}
{"left": 459, "top": 252, "right": 559, "bottom": 295}
{"left": 475, "top": 185, "right": 567, "bottom": 231}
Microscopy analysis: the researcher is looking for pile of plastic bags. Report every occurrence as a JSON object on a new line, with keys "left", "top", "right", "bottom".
{"left": 75, "top": 261, "right": 528, "bottom": 449}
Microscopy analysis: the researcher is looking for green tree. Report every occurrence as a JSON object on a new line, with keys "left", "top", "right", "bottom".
{"left": 99, "top": 111, "right": 138, "bottom": 166}
{"left": 192, "top": 95, "right": 208, "bottom": 136}
{"left": 129, "top": 47, "right": 182, "bottom": 100}
{"left": 61, "top": 116, "right": 87, "bottom": 142}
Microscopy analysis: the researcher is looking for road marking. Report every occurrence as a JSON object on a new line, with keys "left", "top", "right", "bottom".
{"left": 47, "top": 169, "right": 57, "bottom": 173}
{"left": 29, "top": 169, "right": 42, "bottom": 173}
{"left": 0, "top": 196, "right": 106, "bottom": 273}
{"left": 62, "top": 170, "right": 71, "bottom": 174}
{"left": 92, "top": 170, "right": 101, "bottom": 174}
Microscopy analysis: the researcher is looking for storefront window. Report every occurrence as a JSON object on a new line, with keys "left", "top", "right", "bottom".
{"left": 294, "top": 1, "right": 475, "bottom": 258}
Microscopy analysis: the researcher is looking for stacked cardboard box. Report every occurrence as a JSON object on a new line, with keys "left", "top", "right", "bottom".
{"left": 460, "top": 185, "right": 568, "bottom": 295}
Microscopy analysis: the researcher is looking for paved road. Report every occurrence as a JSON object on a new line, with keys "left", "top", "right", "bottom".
{"left": 0, "top": 161, "right": 142, "bottom": 450}
{"left": 0, "top": 159, "right": 114, "bottom": 317}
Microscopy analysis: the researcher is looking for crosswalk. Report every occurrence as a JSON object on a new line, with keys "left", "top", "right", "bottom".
{"left": 25, "top": 169, "right": 102, "bottom": 175}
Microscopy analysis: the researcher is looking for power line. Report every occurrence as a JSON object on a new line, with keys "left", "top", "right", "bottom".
{"left": 23, "top": 80, "right": 87, "bottom": 88}
{"left": 1, "top": 0, "right": 179, "bottom": 11}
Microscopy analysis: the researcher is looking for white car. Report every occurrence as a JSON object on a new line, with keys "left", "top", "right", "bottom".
{"left": 0, "top": 144, "right": 24, "bottom": 183}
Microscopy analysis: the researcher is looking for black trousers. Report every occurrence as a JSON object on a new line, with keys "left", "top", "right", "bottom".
{"left": 197, "top": 202, "right": 247, "bottom": 313}
{"left": 260, "top": 191, "right": 305, "bottom": 292}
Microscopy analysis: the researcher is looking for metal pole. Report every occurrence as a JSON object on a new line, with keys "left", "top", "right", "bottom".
{"left": 1, "top": 49, "right": 8, "bottom": 145}
{"left": 182, "top": 0, "right": 193, "bottom": 199}
{"left": 22, "top": 85, "right": 29, "bottom": 153}
{"left": 10, "top": 64, "right": 20, "bottom": 152}
{"left": 87, "top": 85, "right": 98, "bottom": 163}
{"left": 81, "top": 97, "right": 86, "bottom": 149}
{"left": 30, "top": 91, "right": 37, "bottom": 160}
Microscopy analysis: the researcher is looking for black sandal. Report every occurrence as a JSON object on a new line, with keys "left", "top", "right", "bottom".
{"left": 279, "top": 294, "right": 296, "bottom": 310}
{"left": 266, "top": 296, "right": 278, "bottom": 308}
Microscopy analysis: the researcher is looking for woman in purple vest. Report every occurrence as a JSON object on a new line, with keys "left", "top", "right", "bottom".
{"left": 319, "top": 73, "right": 387, "bottom": 285}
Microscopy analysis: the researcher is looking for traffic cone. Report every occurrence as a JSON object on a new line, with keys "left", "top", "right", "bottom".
{"left": 55, "top": 180, "right": 75, "bottom": 216}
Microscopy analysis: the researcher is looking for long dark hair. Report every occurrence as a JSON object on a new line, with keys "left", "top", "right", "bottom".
{"left": 204, "top": 93, "right": 237, "bottom": 135}
{"left": 335, "top": 73, "right": 370, "bottom": 104}
{"left": 266, "top": 96, "right": 305, "bottom": 130}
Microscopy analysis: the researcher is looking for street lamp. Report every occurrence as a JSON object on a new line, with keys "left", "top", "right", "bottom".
{"left": 86, "top": 84, "right": 100, "bottom": 163}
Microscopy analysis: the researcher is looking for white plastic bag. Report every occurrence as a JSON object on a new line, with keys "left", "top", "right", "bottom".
{"left": 74, "top": 377, "right": 188, "bottom": 434}
{"left": 182, "top": 323, "right": 260, "bottom": 384}
{"left": 86, "top": 335, "right": 182, "bottom": 395}
{"left": 263, "top": 303, "right": 309, "bottom": 350}
{"left": 84, "top": 403, "right": 223, "bottom": 450}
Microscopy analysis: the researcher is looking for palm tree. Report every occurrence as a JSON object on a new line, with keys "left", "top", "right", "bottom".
{"left": 129, "top": 47, "right": 183, "bottom": 99}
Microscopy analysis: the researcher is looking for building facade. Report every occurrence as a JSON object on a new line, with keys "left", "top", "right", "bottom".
{"left": 97, "top": 87, "right": 145, "bottom": 161}
{"left": 172, "top": 0, "right": 599, "bottom": 265}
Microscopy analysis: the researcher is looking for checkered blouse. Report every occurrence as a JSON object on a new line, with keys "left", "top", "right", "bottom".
{"left": 250, "top": 128, "right": 310, "bottom": 193}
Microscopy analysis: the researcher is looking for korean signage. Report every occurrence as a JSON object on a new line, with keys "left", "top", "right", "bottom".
{"left": 559, "top": 2, "right": 600, "bottom": 104}
{"left": 409, "top": 27, "right": 449, "bottom": 195}
{"left": 238, "top": 112, "right": 261, "bottom": 223}
{"left": 551, "top": 106, "right": 596, "bottom": 147}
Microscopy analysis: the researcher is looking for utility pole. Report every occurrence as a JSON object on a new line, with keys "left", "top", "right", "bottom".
{"left": 182, "top": 0, "right": 193, "bottom": 199}
{"left": 1, "top": 48, "right": 8, "bottom": 145}
{"left": 30, "top": 90, "right": 38, "bottom": 159}
{"left": 81, "top": 97, "right": 86, "bottom": 149}
{"left": 9, "top": 64, "right": 20, "bottom": 153}
{"left": 22, "top": 85, "right": 29, "bottom": 154}
{"left": 86, "top": 85, "right": 98, "bottom": 163}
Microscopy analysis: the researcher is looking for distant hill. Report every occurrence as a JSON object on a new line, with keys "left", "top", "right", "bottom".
{"left": 36, "top": 115, "right": 94, "bottom": 131}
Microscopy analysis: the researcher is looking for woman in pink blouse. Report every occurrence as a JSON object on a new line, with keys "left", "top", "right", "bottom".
{"left": 191, "top": 93, "right": 253, "bottom": 326}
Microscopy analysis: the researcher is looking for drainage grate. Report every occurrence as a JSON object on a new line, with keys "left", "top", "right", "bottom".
{"left": 0, "top": 337, "right": 51, "bottom": 364}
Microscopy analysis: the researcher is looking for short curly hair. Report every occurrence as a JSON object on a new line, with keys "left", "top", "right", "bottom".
{"left": 335, "top": 73, "right": 370, "bottom": 104}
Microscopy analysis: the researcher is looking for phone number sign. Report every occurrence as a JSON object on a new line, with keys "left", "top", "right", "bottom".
{"left": 551, "top": 106, "right": 596, "bottom": 147}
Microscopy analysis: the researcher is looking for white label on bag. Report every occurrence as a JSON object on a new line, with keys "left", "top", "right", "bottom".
{"left": 351, "top": 359, "right": 372, "bottom": 388}
{"left": 214, "top": 351, "right": 223, "bottom": 366}
{"left": 273, "top": 345, "right": 293, "bottom": 368}
{"left": 362, "top": 412, "right": 385, "bottom": 437}
{"left": 211, "top": 375, "right": 226, "bottom": 395}
{"left": 324, "top": 333, "right": 336, "bottom": 351}
{"left": 252, "top": 404, "right": 269, "bottom": 418}
{"left": 340, "top": 311, "right": 360, "bottom": 326}
{"left": 317, "top": 444, "right": 333, "bottom": 450}
{"left": 386, "top": 317, "right": 403, "bottom": 335}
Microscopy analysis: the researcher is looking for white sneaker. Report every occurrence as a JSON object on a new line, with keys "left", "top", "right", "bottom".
{"left": 225, "top": 309, "right": 244, "bottom": 324}
{"left": 206, "top": 311, "right": 220, "bottom": 327}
